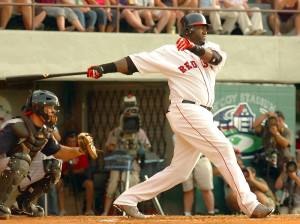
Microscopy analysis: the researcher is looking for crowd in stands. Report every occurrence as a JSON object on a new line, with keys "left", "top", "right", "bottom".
{"left": 0, "top": 0, "right": 299, "bottom": 35}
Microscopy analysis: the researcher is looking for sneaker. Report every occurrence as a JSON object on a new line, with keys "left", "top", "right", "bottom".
{"left": 0, "top": 204, "right": 11, "bottom": 220}
{"left": 250, "top": 203, "right": 274, "bottom": 218}
{"left": 84, "top": 210, "right": 95, "bottom": 216}
{"left": 113, "top": 204, "right": 145, "bottom": 219}
{"left": 253, "top": 29, "right": 266, "bottom": 35}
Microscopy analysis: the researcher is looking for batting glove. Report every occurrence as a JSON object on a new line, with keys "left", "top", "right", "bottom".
{"left": 176, "top": 37, "right": 195, "bottom": 51}
{"left": 87, "top": 66, "right": 103, "bottom": 79}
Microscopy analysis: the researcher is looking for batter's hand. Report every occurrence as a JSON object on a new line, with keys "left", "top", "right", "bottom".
{"left": 87, "top": 66, "right": 102, "bottom": 79}
{"left": 176, "top": 37, "right": 195, "bottom": 51}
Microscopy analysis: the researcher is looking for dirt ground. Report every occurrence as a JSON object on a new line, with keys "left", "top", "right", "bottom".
{"left": 3, "top": 215, "right": 300, "bottom": 224}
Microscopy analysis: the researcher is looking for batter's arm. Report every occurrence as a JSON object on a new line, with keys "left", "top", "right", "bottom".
{"left": 88, "top": 56, "right": 138, "bottom": 77}
{"left": 190, "top": 46, "right": 222, "bottom": 65}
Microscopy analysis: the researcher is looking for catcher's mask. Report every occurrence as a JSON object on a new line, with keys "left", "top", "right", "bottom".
{"left": 24, "top": 90, "right": 60, "bottom": 126}
{"left": 180, "top": 13, "right": 210, "bottom": 37}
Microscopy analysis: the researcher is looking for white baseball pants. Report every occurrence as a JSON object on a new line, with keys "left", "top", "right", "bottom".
{"left": 114, "top": 103, "right": 259, "bottom": 216}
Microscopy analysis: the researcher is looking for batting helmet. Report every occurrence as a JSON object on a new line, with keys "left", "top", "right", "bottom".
{"left": 180, "top": 13, "right": 209, "bottom": 37}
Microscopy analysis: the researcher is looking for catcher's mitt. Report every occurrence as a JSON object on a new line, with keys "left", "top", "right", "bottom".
{"left": 78, "top": 132, "right": 98, "bottom": 160}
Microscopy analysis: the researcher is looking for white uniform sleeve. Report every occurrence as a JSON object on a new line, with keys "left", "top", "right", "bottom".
{"left": 129, "top": 46, "right": 173, "bottom": 74}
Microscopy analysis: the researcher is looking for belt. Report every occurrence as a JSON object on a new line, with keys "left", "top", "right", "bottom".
{"left": 182, "top": 100, "right": 212, "bottom": 111}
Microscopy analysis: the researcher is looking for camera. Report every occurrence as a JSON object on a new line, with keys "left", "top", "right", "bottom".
{"left": 120, "top": 106, "right": 141, "bottom": 133}
{"left": 286, "top": 160, "right": 298, "bottom": 173}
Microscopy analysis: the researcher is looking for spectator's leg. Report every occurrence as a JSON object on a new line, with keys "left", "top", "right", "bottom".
{"left": 106, "top": 9, "right": 117, "bottom": 32}
{"left": 43, "top": 7, "right": 66, "bottom": 31}
{"left": 234, "top": 5, "right": 252, "bottom": 35}
{"left": 73, "top": 8, "right": 86, "bottom": 28}
{"left": 267, "top": 13, "right": 280, "bottom": 35}
{"left": 16, "top": 0, "right": 33, "bottom": 30}
{"left": 121, "top": 9, "right": 150, "bottom": 33}
{"left": 254, "top": 191, "right": 275, "bottom": 209}
{"left": 250, "top": 7, "right": 264, "bottom": 34}
{"left": 194, "top": 157, "right": 215, "bottom": 214}
{"left": 176, "top": 10, "right": 185, "bottom": 34}
{"left": 85, "top": 10, "right": 97, "bottom": 32}
{"left": 94, "top": 8, "right": 107, "bottom": 32}
{"left": 64, "top": 7, "right": 85, "bottom": 32}
{"left": 209, "top": 7, "right": 223, "bottom": 34}
{"left": 183, "top": 189, "right": 194, "bottom": 216}
{"left": 201, "top": 190, "right": 215, "bottom": 214}
{"left": 83, "top": 179, "right": 94, "bottom": 214}
{"left": 33, "top": 10, "right": 46, "bottom": 29}
{"left": 56, "top": 179, "right": 66, "bottom": 215}
{"left": 102, "top": 171, "right": 120, "bottom": 215}
{"left": 221, "top": 11, "right": 239, "bottom": 34}
{"left": 139, "top": 10, "right": 155, "bottom": 29}
{"left": 0, "top": 0, "right": 13, "bottom": 29}
{"left": 154, "top": 10, "right": 170, "bottom": 33}
{"left": 166, "top": 11, "right": 176, "bottom": 33}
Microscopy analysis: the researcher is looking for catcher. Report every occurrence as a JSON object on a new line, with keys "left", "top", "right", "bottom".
{"left": 0, "top": 90, "right": 97, "bottom": 219}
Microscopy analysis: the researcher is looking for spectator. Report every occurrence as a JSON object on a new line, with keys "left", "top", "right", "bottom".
{"left": 159, "top": 0, "right": 185, "bottom": 33}
{"left": 137, "top": 0, "right": 171, "bottom": 33}
{"left": 62, "top": 0, "right": 97, "bottom": 31}
{"left": 204, "top": 0, "right": 239, "bottom": 34}
{"left": 36, "top": 0, "right": 85, "bottom": 31}
{"left": 101, "top": 95, "right": 151, "bottom": 216}
{"left": 57, "top": 131, "right": 95, "bottom": 215}
{"left": 275, "top": 160, "right": 300, "bottom": 214}
{"left": 268, "top": 0, "right": 300, "bottom": 36}
{"left": 182, "top": 155, "right": 215, "bottom": 215}
{"left": 253, "top": 111, "right": 292, "bottom": 191}
{"left": 0, "top": 0, "right": 13, "bottom": 29}
{"left": 222, "top": 0, "right": 265, "bottom": 35}
{"left": 0, "top": 0, "right": 46, "bottom": 30}
{"left": 86, "top": 0, "right": 115, "bottom": 32}
{"left": 120, "top": 0, "right": 153, "bottom": 33}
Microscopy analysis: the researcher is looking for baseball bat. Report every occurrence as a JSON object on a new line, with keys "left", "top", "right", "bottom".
{"left": 5, "top": 71, "right": 86, "bottom": 84}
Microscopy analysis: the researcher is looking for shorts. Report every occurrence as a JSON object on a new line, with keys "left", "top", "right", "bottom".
{"left": 182, "top": 156, "right": 213, "bottom": 192}
{"left": 63, "top": 172, "right": 90, "bottom": 192}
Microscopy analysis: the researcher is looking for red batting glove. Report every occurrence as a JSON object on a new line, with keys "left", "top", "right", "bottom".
{"left": 176, "top": 37, "right": 195, "bottom": 51}
{"left": 87, "top": 66, "right": 102, "bottom": 79}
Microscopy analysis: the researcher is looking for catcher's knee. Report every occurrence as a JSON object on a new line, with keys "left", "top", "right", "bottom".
{"left": 43, "top": 158, "right": 62, "bottom": 184}
{"left": 3, "top": 152, "right": 31, "bottom": 184}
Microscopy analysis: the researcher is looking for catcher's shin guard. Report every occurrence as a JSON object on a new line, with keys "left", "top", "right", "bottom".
{"left": 16, "top": 177, "right": 52, "bottom": 217}
{"left": 0, "top": 153, "right": 31, "bottom": 214}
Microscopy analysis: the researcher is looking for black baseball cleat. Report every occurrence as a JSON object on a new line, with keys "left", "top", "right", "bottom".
{"left": 16, "top": 195, "right": 44, "bottom": 217}
{"left": 0, "top": 204, "right": 11, "bottom": 220}
{"left": 250, "top": 203, "right": 274, "bottom": 218}
{"left": 113, "top": 204, "right": 146, "bottom": 219}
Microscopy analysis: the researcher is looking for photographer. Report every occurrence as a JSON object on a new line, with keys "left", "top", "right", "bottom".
{"left": 275, "top": 160, "right": 300, "bottom": 214}
{"left": 242, "top": 167, "right": 276, "bottom": 210}
{"left": 253, "top": 111, "right": 292, "bottom": 190}
{"left": 101, "top": 95, "right": 151, "bottom": 216}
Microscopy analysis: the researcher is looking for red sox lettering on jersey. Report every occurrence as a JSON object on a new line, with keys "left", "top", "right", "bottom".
{"left": 129, "top": 41, "right": 226, "bottom": 108}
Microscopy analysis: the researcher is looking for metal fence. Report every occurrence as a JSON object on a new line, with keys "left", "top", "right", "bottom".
{"left": 0, "top": 2, "right": 299, "bottom": 34}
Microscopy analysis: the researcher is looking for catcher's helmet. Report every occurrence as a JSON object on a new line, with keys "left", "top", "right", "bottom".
{"left": 24, "top": 90, "right": 60, "bottom": 124}
{"left": 180, "top": 13, "right": 209, "bottom": 37}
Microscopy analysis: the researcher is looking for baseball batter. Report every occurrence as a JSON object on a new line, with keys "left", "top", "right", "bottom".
{"left": 87, "top": 13, "right": 273, "bottom": 218}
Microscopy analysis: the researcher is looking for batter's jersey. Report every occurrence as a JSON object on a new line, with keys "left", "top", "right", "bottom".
{"left": 129, "top": 42, "right": 227, "bottom": 107}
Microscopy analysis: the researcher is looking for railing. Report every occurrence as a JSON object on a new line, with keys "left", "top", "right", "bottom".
{"left": 0, "top": 2, "right": 299, "bottom": 34}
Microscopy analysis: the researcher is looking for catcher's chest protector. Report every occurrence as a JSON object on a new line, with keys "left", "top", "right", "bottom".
{"left": 10, "top": 115, "right": 51, "bottom": 158}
